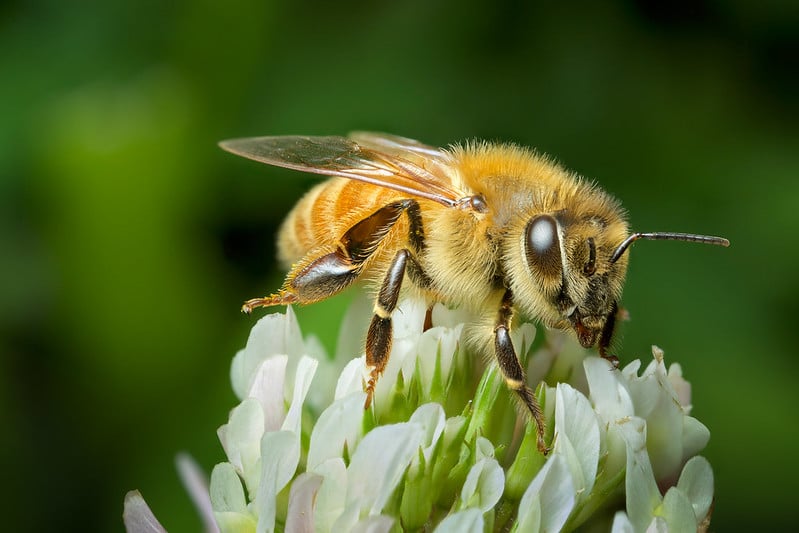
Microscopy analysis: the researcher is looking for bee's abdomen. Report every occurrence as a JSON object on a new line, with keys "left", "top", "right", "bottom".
{"left": 276, "top": 178, "right": 399, "bottom": 267}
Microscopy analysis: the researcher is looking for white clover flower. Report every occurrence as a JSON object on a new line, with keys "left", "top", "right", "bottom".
{"left": 125, "top": 297, "right": 715, "bottom": 532}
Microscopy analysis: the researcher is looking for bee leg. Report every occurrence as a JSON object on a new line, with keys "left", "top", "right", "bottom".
{"left": 364, "top": 248, "right": 412, "bottom": 409}
{"left": 342, "top": 199, "right": 416, "bottom": 263}
{"left": 242, "top": 292, "right": 298, "bottom": 313}
{"left": 243, "top": 248, "right": 363, "bottom": 313}
{"left": 423, "top": 306, "right": 434, "bottom": 331}
{"left": 245, "top": 199, "right": 422, "bottom": 313}
{"left": 598, "top": 301, "right": 620, "bottom": 369}
{"left": 494, "top": 289, "right": 549, "bottom": 454}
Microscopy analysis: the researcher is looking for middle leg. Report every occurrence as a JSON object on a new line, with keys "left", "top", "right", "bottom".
{"left": 363, "top": 248, "right": 427, "bottom": 409}
{"left": 494, "top": 289, "right": 549, "bottom": 454}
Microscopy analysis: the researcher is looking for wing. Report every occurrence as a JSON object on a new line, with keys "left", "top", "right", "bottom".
{"left": 348, "top": 131, "right": 448, "bottom": 159}
{"left": 218, "top": 134, "right": 465, "bottom": 208}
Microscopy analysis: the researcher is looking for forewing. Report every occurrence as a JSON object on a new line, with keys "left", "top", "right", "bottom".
{"left": 219, "top": 135, "right": 463, "bottom": 207}
{"left": 348, "top": 131, "right": 447, "bottom": 159}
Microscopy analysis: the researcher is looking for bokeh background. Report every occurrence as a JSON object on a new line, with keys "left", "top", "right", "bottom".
{"left": 2, "top": 0, "right": 797, "bottom": 530}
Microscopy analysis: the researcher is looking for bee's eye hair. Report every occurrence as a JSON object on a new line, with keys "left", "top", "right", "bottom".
{"left": 525, "top": 215, "right": 562, "bottom": 277}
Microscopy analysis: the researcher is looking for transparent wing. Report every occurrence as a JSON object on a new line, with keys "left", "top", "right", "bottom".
{"left": 218, "top": 135, "right": 464, "bottom": 207}
{"left": 348, "top": 131, "right": 447, "bottom": 159}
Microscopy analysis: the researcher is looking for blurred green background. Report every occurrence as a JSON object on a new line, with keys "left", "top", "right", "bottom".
{"left": 1, "top": 0, "right": 797, "bottom": 530}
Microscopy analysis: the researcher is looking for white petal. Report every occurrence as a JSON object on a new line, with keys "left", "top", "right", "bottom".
{"left": 230, "top": 349, "right": 249, "bottom": 403}
{"left": 281, "top": 355, "right": 318, "bottom": 435}
{"left": 175, "top": 453, "right": 217, "bottom": 533}
{"left": 661, "top": 486, "right": 698, "bottom": 532}
{"left": 409, "top": 403, "right": 446, "bottom": 461}
{"left": 304, "top": 334, "right": 337, "bottom": 411}
{"left": 604, "top": 423, "right": 631, "bottom": 483}
{"left": 517, "top": 454, "right": 575, "bottom": 533}
{"left": 514, "top": 498, "right": 541, "bottom": 533}
{"left": 415, "top": 326, "right": 445, "bottom": 369}
{"left": 331, "top": 502, "right": 361, "bottom": 533}
{"left": 460, "top": 457, "right": 504, "bottom": 512}
{"left": 397, "top": 336, "right": 422, "bottom": 386}
{"left": 351, "top": 515, "right": 395, "bottom": 533}
{"left": 540, "top": 331, "right": 590, "bottom": 390}
{"left": 667, "top": 362, "right": 692, "bottom": 410}
{"left": 434, "top": 508, "right": 483, "bottom": 533}
{"left": 312, "top": 458, "right": 348, "bottom": 533}
{"left": 386, "top": 316, "right": 428, "bottom": 395}
{"left": 475, "top": 436, "right": 495, "bottom": 461}
{"left": 554, "top": 383, "right": 600, "bottom": 499}
{"left": 681, "top": 416, "right": 710, "bottom": 459}
{"left": 623, "top": 359, "right": 660, "bottom": 418}
{"left": 209, "top": 462, "right": 248, "bottom": 514}
{"left": 346, "top": 421, "right": 425, "bottom": 516}
{"left": 246, "top": 356, "right": 288, "bottom": 433}
{"left": 620, "top": 359, "right": 642, "bottom": 380}
{"left": 619, "top": 418, "right": 661, "bottom": 531}
{"left": 642, "top": 393, "right": 684, "bottom": 482}
{"left": 363, "top": 298, "right": 426, "bottom": 407}
{"left": 392, "top": 298, "right": 427, "bottom": 338}
{"left": 676, "top": 456, "right": 714, "bottom": 523}
{"left": 307, "top": 392, "right": 366, "bottom": 472}
{"left": 375, "top": 336, "right": 416, "bottom": 407}
{"left": 584, "top": 356, "right": 634, "bottom": 422}
{"left": 620, "top": 353, "right": 690, "bottom": 482}
{"left": 218, "top": 398, "right": 264, "bottom": 491}
{"left": 233, "top": 309, "right": 304, "bottom": 400}
{"left": 255, "top": 431, "right": 301, "bottom": 533}
{"left": 285, "top": 472, "right": 323, "bottom": 533}
{"left": 431, "top": 301, "right": 473, "bottom": 328}
{"left": 644, "top": 516, "right": 669, "bottom": 533}
{"left": 510, "top": 322, "right": 537, "bottom": 360}
{"left": 610, "top": 511, "right": 634, "bottom": 533}
{"left": 335, "top": 358, "right": 367, "bottom": 400}
{"left": 334, "top": 292, "right": 373, "bottom": 362}
{"left": 374, "top": 339, "right": 416, "bottom": 410}
{"left": 123, "top": 490, "right": 168, "bottom": 533}
{"left": 416, "top": 325, "right": 463, "bottom": 393}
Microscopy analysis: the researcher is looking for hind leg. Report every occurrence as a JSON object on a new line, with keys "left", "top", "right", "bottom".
{"left": 242, "top": 200, "right": 418, "bottom": 313}
{"left": 242, "top": 250, "right": 360, "bottom": 312}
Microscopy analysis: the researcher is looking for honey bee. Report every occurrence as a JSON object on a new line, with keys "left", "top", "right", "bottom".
{"left": 220, "top": 132, "right": 729, "bottom": 453}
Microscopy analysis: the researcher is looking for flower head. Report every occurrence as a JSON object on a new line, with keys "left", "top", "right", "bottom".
{"left": 125, "top": 296, "right": 714, "bottom": 532}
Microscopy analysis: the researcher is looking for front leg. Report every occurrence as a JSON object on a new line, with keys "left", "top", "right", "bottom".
{"left": 598, "top": 300, "right": 621, "bottom": 368}
{"left": 494, "top": 289, "right": 549, "bottom": 454}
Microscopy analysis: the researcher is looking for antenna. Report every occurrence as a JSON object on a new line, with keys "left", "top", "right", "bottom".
{"left": 610, "top": 232, "right": 730, "bottom": 263}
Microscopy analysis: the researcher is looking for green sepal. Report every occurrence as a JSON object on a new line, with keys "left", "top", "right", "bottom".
{"left": 400, "top": 446, "right": 435, "bottom": 530}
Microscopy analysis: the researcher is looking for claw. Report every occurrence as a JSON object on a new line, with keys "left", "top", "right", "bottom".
{"left": 537, "top": 437, "right": 551, "bottom": 455}
{"left": 363, "top": 366, "right": 381, "bottom": 410}
{"left": 602, "top": 352, "right": 620, "bottom": 369}
{"left": 241, "top": 293, "right": 298, "bottom": 314}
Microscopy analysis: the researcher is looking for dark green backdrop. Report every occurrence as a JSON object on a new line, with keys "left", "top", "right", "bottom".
{"left": 2, "top": 0, "right": 797, "bottom": 530}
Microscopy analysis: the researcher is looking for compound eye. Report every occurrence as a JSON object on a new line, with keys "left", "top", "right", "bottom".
{"left": 525, "top": 215, "right": 562, "bottom": 277}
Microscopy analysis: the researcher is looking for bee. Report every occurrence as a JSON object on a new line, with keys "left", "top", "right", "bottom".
{"left": 220, "top": 132, "right": 729, "bottom": 453}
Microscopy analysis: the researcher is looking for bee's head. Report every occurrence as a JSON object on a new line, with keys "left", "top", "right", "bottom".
{"left": 507, "top": 208, "right": 729, "bottom": 351}
{"left": 509, "top": 210, "right": 628, "bottom": 349}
